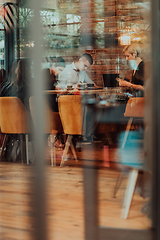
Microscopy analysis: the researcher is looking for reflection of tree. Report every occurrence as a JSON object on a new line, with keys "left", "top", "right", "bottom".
{"left": 19, "top": 8, "right": 33, "bottom": 28}
{"left": 0, "top": 31, "right": 4, "bottom": 41}
{"left": 0, "top": 5, "right": 4, "bottom": 29}
{"left": 66, "top": 14, "right": 81, "bottom": 34}
{"left": 19, "top": 6, "right": 81, "bottom": 51}
{"left": 18, "top": 5, "right": 34, "bottom": 52}
{"left": 44, "top": 33, "right": 80, "bottom": 49}
{"left": 42, "top": 11, "right": 81, "bottom": 49}
{"left": 40, "top": 10, "right": 56, "bottom": 26}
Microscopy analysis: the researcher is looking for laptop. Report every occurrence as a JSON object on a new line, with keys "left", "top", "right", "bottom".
{"left": 103, "top": 74, "right": 119, "bottom": 88}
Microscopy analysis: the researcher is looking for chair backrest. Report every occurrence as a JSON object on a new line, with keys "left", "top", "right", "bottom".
{"left": 124, "top": 97, "right": 144, "bottom": 118}
{"left": 29, "top": 96, "right": 63, "bottom": 134}
{"left": 0, "top": 97, "right": 30, "bottom": 134}
{"left": 58, "top": 95, "right": 82, "bottom": 135}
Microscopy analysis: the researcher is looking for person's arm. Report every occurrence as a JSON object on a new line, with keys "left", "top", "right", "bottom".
{"left": 84, "top": 72, "right": 94, "bottom": 84}
{"left": 84, "top": 72, "right": 99, "bottom": 88}
{"left": 131, "top": 82, "right": 144, "bottom": 91}
{"left": 117, "top": 79, "right": 144, "bottom": 91}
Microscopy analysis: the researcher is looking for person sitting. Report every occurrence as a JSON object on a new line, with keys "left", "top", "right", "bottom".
{"left": 1, "top": 59, "right": 31, "bottom": 110}
{"left": 57, "top": 53, "right": 96, "bottom": 89}
{"left": 44, "top": 57, "right": 66, "bottom": 148}
{"left": 0, "top": 59, "right": 32, "bottom": 162}
{"left": 44, "top": 56, "right": 65, "bottom": 112}
{"left": 57, "top": 53, "right": 101, "bottom": 143}
{"left": 117, "top": 44, "right": 144, "bottom": 97}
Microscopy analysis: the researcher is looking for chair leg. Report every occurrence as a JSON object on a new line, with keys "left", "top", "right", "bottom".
{"left": 0, "top": 134, "right": 8, "bottom": 159}
{"left": 105, "top": 132, "right": 113, "bottom": 145}
{"left": 112, "top": 171, "right": 123, "bottom": 198}
{"left": 112, "top": 118, "right": 133, "bottom": 200}
{"left": 25, "top": 134, "right": 29, "bottom": 165}
{"left": 122, "top": 117, "right": 133, "bottom": 149}
{"left": 121, "top": 169, "right": 139, "bottom": 219}
{"left": 60, "top": 135, "right": 72, "bottom": 167}
{"left": 53, "top": 140, "right": 56, "bottom": 167}
{"left": 50, "top": 134, "right": 56, "bottom": 167}
{"left": 20, "top": 134, "right": 24, "bottom": 164}
{"left": 70, "top": 141, "right": 78, "bottom": 162}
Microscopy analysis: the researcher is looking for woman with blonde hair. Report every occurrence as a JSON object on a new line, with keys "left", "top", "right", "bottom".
{"left": 117, "top": 43, "right": 144, "bottom": 96}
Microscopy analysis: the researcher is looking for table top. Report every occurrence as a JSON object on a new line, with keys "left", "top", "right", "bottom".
{"left": 44, "top": 87, "right": 131, "bottom": 108}
{"left": 43, "top": 87, "right": 130, "bottom": 95}
{"left": 44, "top": 88, "right": 105, "bottom": 95}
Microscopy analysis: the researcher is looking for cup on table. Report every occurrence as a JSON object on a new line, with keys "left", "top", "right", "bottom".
{"left": 77, "top": 83, "right": 86, "bottom": 90}
{"left": 67, "top": 85, "right": 73, "bottom": 90}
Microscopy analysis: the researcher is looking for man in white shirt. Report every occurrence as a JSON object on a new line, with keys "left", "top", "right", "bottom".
{"left": 57, "top": 53, "right": 100, "bottom": 143}
{"left": 57, "top": 53, "right": 95, "bottom": 89}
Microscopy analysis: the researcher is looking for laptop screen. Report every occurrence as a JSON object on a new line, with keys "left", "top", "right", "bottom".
{"left": 103, "top": 74, "right": 119, "bottom": 88}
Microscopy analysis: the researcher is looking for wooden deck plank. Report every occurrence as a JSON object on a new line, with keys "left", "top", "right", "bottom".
{"left": 0, "top": 143, "right": 151, "bottom": 240}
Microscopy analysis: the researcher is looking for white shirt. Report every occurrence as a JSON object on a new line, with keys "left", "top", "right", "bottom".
{"left": 57, "top": 62, "right": 94, "bottom": 89}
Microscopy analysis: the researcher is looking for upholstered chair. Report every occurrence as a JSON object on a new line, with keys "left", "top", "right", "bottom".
{"left": 0, "top": 97, "right": 30, "bottom": 164}
{"left": 58, "top": 95, "right": 82, "bottom": 167}
{"left": 114, "top": 97, "right": 145, "bottom": 219}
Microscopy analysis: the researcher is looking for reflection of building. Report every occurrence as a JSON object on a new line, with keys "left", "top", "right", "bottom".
{"left": 0, "top": 0, "right": 150, "bottom": 80}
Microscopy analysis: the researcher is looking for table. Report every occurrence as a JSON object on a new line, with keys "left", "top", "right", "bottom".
{"left": 44, "top": 86, "right": 131, "bottom": 95}
{"left": 44, "top": 88, "right": 105, "bottom": 95}
{"left": 44, "top": 87, "right": 130, "bottom": 136}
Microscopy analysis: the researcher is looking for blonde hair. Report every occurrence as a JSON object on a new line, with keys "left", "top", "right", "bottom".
{"left": 123, "top": 44, "right": 141, "bottom": 57}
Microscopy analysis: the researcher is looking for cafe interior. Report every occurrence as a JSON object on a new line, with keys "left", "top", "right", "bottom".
{"left": 0, "top": 0, "right": 159, "bottom": 239}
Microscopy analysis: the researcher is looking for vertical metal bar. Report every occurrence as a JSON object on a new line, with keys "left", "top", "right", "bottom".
{"left": 83, "top": 164, "right": 99, "bottom": 240}
{"left": 25, "top": 134, "right": 29, "bottom": 165}
{"left": 28, "top": 0, "right": 47, "bottom": 239}
{"left": 151, "top": 0, "right": 160, "bottom": 238}
{"left": 80, "top": 0, "right": 100, "bottom": 235}
{"left": 83, "top": 140, "right": 99, "bottom": 240}
{"left": 4, "top": 3, "right": 15, "bottom": 73}
{"left": 20, "top": 134, "right": 24, "bottom": 164}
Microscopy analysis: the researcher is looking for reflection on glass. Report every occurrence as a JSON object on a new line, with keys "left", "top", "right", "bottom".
{"left": 0, "top": 0, "right": 152, "bottom": 239}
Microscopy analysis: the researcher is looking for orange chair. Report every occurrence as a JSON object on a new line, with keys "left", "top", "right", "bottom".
{"left": 0, "top": 97, "right": 30, "bottom": 164}
{"left": 122, "top": 97, "right": 144, "bottom": 148}
{"left": 29, "top": 96, "right": 63, "bottom": 166}
{"left": 118, "top": 97, "right": 144, "bottom": 219}
{"left": 58, "top": 95, "right": 82, "bottom": 167}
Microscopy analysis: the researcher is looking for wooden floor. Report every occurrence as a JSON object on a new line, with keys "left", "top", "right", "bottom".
{"left": 0, "top": 142, "right": 151, "bottom": 240}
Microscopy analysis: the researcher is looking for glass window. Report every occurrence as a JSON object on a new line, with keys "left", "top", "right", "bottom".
{"left": 0, "top": 0, "right": 155, "bottom": 239}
